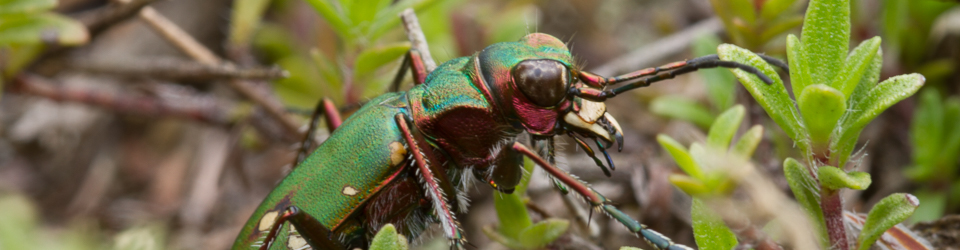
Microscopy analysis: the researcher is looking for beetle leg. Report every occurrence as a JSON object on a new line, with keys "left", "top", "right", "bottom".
{"left": 511, "top": 142, "right": 694, "bottom": 250}
{"left": 294, "top": 98, "right": 343, "bottom": 167}
{"left": 394, "top": 114, "right": 465, "bottom": 249}
{"left": 389, "top": 49, "right": 431, "bottom": 92}
{"left": 259, "top": 206, "right": 345, "bottom": 250}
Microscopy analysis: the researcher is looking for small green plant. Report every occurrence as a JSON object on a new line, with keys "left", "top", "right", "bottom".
{"left": 708, "top": 0, "right": 804, "bottom": 52}
{"left": 0, "top": 0, "right": 88, "bottom": 91}
{"left": 880, "top": 0, "right": 959, "bottom": 85}
{"left": 659, "top": 105, "right": 763, "bottom": 249}
{"left": 717, "top": 0, "right": 924, "bottom": 249}
{"left": 369, "top": 224, "right": 409, "bottom": 250}
{"left": 251, "top": 0, "right": 441, "bottom": 109}
{"left": 904, "top": 89, "right": 960, "bottom": 222}
{"left": 483, "top": 157, "right": 570, "bottom": 250}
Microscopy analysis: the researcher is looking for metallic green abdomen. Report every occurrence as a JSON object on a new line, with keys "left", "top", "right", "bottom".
{"left": 232, "top": 93, "right": 412, "bottom": 249}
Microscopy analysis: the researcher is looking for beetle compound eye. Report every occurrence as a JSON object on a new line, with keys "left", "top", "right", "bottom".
{"left": 512, "top": 59, "right": 568, "bottom": 107}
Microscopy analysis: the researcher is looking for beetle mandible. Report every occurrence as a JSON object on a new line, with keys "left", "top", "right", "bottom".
{"left": 232, "top": 32, "right": 783, "bottom": 250}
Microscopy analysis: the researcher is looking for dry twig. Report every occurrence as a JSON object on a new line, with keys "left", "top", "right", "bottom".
{"left": 11, "top": 74, "right": 239, "bottom": 124}
{"left": 136, "top": 6, "right": 303, "bottom": 140}
{"left": 75, "top": 0, "right": 161, "bottom": 36}
{"left": 70, "top": 57, "right": 287, "bottom": 81}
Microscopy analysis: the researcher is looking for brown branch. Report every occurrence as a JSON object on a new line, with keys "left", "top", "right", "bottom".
{"left": 69, "top": 57, "right": 288, "bottom": 81}
{"left": 136, "top": 6, "right": 303, "bottom": 140}
{"left": 74, "top": 0, "right": 161, "bottom": 36}
{"left": 11, "top": 74, "right": 241, "bottom": 124}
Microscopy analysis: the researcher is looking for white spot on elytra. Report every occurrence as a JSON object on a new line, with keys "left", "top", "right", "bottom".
{"left": 342, "top": 186, "right": 359, "bottom": 196}
{"left": 389, "top": 141, "right": 406, "bottom": 166}
{"left": 258, "top": 211, "right": 279, "bottom": 231}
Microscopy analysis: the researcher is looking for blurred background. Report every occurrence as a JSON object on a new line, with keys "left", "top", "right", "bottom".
{"left": 1, "top": 0, "right": 959, "bottom": 249}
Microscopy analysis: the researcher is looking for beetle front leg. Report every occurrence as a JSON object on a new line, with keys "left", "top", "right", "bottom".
{"left": 511, "top": 142, "right": 694, "bottom": 250}
{"left": 258, "top": 206, "right": 345, "bottom": 250}
{"left": 395, "top": 114, "right": 465, "bottom": 249}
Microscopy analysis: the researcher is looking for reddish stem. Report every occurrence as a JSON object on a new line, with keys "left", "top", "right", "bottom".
{"left": 812, "top": 149, "right": 849, "bottom": 250}
{"left": 820, "top": 189, "right": 848, "bottom": 249}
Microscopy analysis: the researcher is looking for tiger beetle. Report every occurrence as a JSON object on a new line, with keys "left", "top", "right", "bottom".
{"left": 232, "top": 32, "right": 786, "bottom": 250}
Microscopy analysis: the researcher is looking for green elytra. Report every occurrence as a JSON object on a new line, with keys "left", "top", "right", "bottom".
{"left": 233, "top": 35, "right": 578, "bottom": 249}
{"left": 233, "top": 32, "right": 779, "bottom": 250}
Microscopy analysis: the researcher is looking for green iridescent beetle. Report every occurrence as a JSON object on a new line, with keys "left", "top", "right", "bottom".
{"left": 232, "top": 32, "right": 785, "bottom": 250}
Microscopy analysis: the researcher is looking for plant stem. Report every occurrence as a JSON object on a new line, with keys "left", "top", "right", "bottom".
{"left": 820, "top": 189, "right": 848, "bottom": 250}
{"left": 813, "top": 149, "right": 849, "bottom": 250}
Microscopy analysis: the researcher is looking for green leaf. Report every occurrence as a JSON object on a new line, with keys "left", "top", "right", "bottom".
{"left": 0, "top": 0, "right": 55, "bottom": 17}
{"left": 847, "top": 47, "right": 883, "bottom": 108}
{"left": 832, "top": 74, "right": 925, "bottom": 167}
{"left": 907, "top": 90, "right": 943, "bottom": 180}
{"left": 760, "top": 0, "right": 799, "bottom": 20}
{"left": 940, "top": 98, "right": 960, "bottom": 171}
{"left": 227, "top": 0, "right": 271, "bottom": 48}
{"left": 482, "top": 226, "right": 522, "bottom": 249}
{"left": 707, "top": 105, "right": 745, "bottom": 150}
{"left": 719, "top": 44, "right": 809, "bottom": 154}
{"left": 732, "top": 125, "right": 764, "bottom": 157}
{"left": 310, "top": 49, "right": 344, "bottom": 104}
{"left": 693, "top": 35, "right": 736, "bottom": 110}
{"left": 657, "top": 134, "right": 704, "bottom": 180}
{"left": 493, "top": 191, "right": 531, "bottom": 239}
{"left": 787, "top": 34, "right": 810, "bottom": 100}
{"left": 691, "top": 198, "right": 738, "bottom": 250}
{"left": 730, "top": 0, "right": 757, "bottom": 24}
{"left": 783, "top": 158, "right": 826, "bottom": 241}
{"left": 650, "top": 96, "right": 715, "bottom": 129}
{"left": 354, "top": 42, "right": 411, "bottom": 77}
{"left": 880, "top": 0, "right": 907, "bottom": 50}
{"left": 759, "top": 15, "right": 803, "bottom": 44}
{"left": 370, "top": 224, "right": 409, "bottom": 250}
{"left": 348, "top": 0, "right": 390, "bottom": 32}
{"left": 303, "top": 0, "right": 351, "bottom": 41}
{"left": 798, "top": 84, "right": 846, "bottom": 148}
{"left": 669, "top": 174, "right": 710, "bottom": 196}
{"left": 800, "top": 0, "right": 850, "bottom": 86}
{"left": 367, "top": 0, "right": 444, "bottom": 43}
{"left": 857, "top": 193, "right": 919, "bottom": 250}
{"left": 0, "top": 13, "right": 88, "bottom": 46}
{"left": 831, "top": 37, "right": 881, "bottom": 98}
{"left": 517, "top": 219, "right": 569, "bottom": 249}
{"left": 909, "top": 190, "right": 945, "bottom": 223}
{"left": 818, "top": 166, "right": 871, "bottom": 191}
{"left": 273, "top": 55, "right": 324, "bottom": 109}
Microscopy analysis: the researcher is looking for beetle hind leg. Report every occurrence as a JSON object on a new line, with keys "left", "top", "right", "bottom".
{"left": 258, "top": 206, "right": 345, "bottom": 250}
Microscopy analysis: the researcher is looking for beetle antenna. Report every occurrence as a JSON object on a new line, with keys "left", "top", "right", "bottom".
{"left": 571, "top": 54, "right": 784, "bottom": 102}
